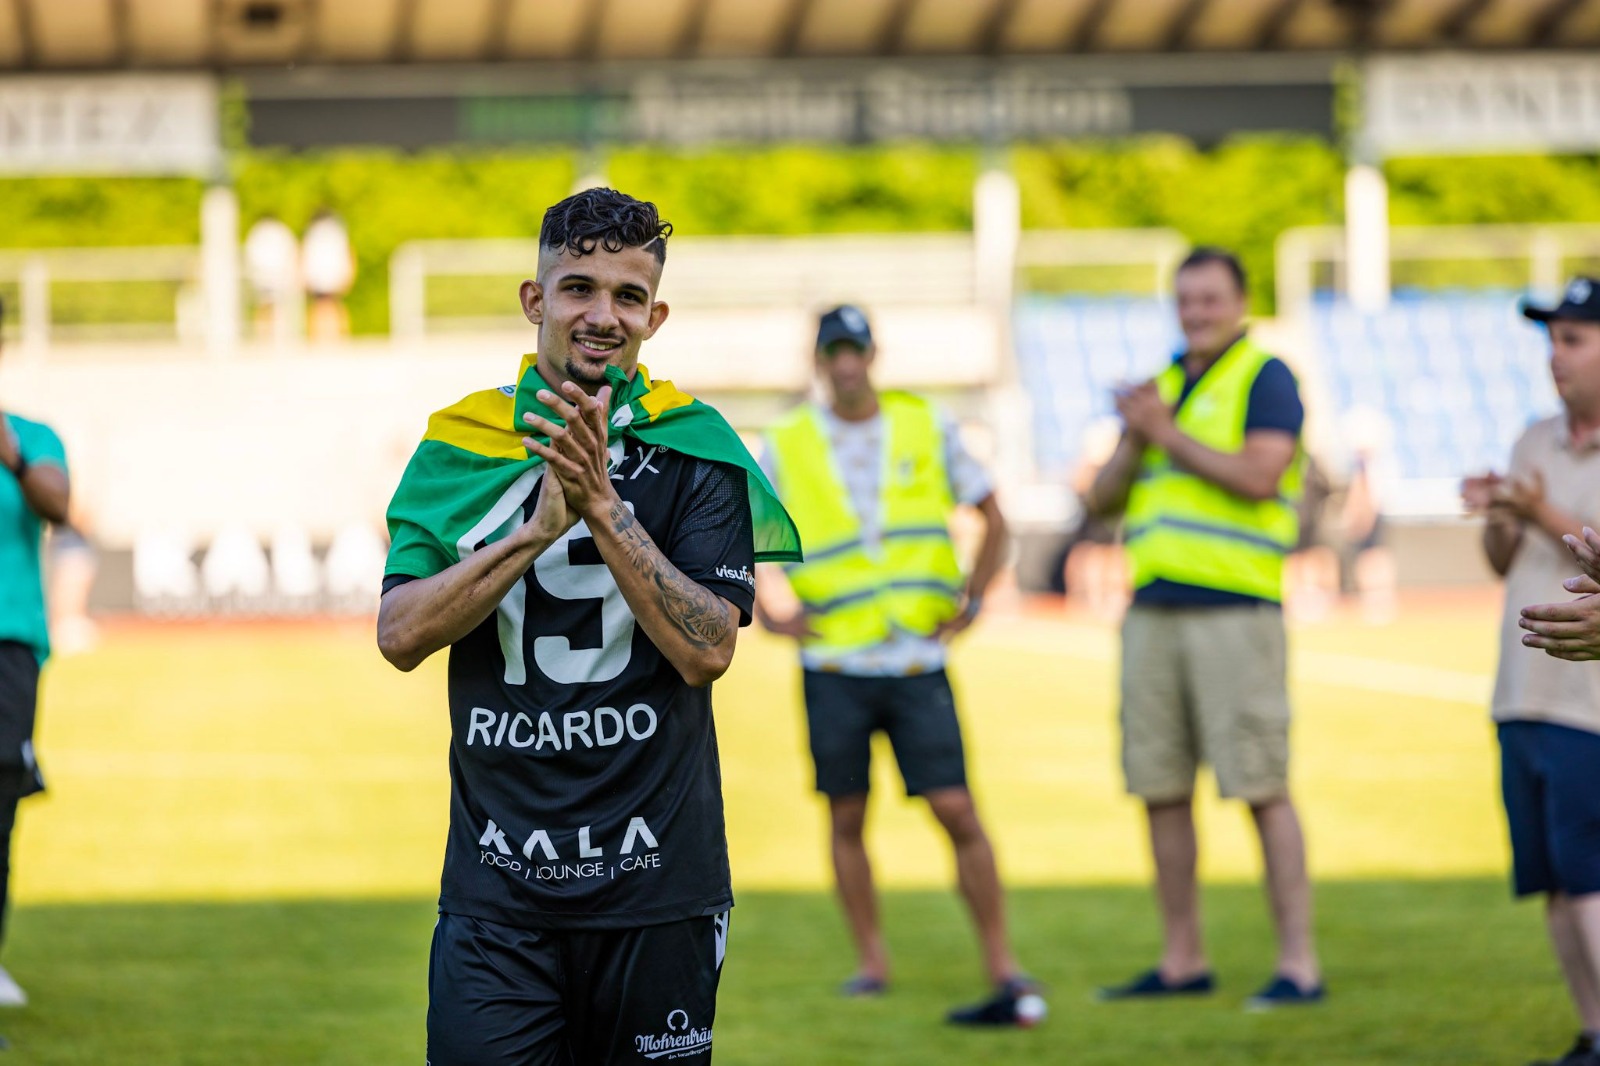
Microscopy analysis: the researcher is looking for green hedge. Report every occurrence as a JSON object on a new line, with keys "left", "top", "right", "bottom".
{"left": 609, "top": 144, "right": 978, "bottom": 235}
{"left": 1387, "top": 154, "right": 1600, "bottom": 225}
{"left": 1013, "top": 136, "right": 1346, "bottom": 310}
{"left": 9, "top": 142, "right": 1600, "bottom": 332}
{"left": 0, "top": 176, "right": 204, "bottom": 247}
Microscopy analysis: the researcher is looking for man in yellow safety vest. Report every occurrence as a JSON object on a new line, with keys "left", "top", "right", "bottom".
{"left": 1087, "top": 248, "right": 1323, "bottom": 1009}
{"left": 756, "top": 305, "right": 1041, "bottom": 1026}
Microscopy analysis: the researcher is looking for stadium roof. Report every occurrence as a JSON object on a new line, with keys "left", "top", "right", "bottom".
{"left": 2, "top": 0, "right": 1598, "bottom": 71}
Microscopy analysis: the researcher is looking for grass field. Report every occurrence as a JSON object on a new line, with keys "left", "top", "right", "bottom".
{"left": 0, "top": 590, "right": 1570, "bottom": 1063}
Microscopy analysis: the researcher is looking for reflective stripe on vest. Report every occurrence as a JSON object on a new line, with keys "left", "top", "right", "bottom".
{"left": 1123, "top": 336, "right": 1303, "bottom": 603}
{"left": 765, "top": 393, "right": 963, "bottom": 655}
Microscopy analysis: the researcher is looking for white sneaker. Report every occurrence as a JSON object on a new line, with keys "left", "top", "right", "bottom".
{"left": 0, "top": 965, "right": 28, "bottom": 1007}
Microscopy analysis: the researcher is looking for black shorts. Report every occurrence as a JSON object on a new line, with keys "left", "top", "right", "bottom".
{"left": 426, "top": 910, "right": 728, "bottom": 1066}
{"left": 1500, "top": 720, "right": 1600, "bottom": 898}
{"left": 801, "top": 669, "right": 968, "bottom": 798}
{"left": 0, "top": 642, "right": 43, "bottom": 800}
{"left": 1352, "top": 514, "right": 1388, "bottom": 555}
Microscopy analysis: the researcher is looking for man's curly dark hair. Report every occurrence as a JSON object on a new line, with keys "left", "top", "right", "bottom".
{"left": 540, "top": 188, "right": 672, "bottom": 266}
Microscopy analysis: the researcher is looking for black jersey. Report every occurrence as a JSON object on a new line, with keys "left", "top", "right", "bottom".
{"left": 386, "top": 442, "right": 756, "bottom": 930}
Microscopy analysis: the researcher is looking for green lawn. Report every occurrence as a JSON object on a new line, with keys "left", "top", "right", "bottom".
{"left": 0, "top": 596, "right": 1560, "bottom": 1063}
{"left": 0, "top": 881, "right": 1566, "bottom": 1064}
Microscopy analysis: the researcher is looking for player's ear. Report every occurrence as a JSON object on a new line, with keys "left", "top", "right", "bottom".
{"left": 644, "top": 299, "right": 669, "bottom": 340}
{"left": 520, "top": 280, "right": 543, "bottom": 326}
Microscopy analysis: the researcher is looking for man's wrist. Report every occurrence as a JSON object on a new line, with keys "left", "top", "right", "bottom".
{"left": 505, "top": 524, "right": 555, "bottom": 562}
{"left": 581, "top": 488, "right": 626, "bottom": 528}
{"left": 1147, "top": 420, "right": 1180, "bottom": 450}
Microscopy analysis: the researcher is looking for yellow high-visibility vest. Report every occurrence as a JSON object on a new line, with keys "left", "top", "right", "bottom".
{"left": 1124, "top": 336, "right": 1304, "bottom": 603}
{"left": 766, "top": 393, "right": 964, "bottom": 655}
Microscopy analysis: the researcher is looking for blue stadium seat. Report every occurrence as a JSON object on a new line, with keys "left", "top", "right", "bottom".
{"left": 1308, "top": 291, "right": 1558, "bottom": 490}
{"left": 1013, "top": 296, "right": 1175, "bottom": 477}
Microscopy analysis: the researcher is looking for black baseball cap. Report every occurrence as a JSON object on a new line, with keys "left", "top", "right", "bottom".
{"left": 1522, "top": 277, "right": 1600, "bottom": 323}
{"left": 816, "top": 305, "right": 873, "bottom": 350}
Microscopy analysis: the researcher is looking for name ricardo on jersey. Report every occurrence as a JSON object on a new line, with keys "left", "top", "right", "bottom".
{"left": 465, "top": 704, "right": 658, "bottom": 752}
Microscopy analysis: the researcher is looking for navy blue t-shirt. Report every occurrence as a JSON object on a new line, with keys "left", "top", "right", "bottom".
{"left": 1132, "top": 352, "right": 1303, "bottom": 609}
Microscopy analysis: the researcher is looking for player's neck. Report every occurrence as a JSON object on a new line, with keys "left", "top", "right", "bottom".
{"left": 830, "top": 390, "right": 879, "bottom": 422}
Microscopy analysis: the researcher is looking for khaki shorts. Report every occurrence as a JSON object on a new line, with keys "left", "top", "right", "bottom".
{"left": 1120, "top": 603, "right": 1291, "bottom": 804}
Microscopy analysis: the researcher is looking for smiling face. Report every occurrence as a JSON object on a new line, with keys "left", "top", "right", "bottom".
{"left": 1176, "top": 259, "right": 1248, "bottom": 359}
{"left": 520, "top": 242, "right": 670, "bottom": 393}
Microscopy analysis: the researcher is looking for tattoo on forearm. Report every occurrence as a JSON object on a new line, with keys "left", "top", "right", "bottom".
{"left": 607, "top": 502, "right": 731, "bottom": 649}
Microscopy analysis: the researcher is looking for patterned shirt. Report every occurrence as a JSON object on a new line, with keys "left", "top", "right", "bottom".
{"left": 761, "top": 403, "right": 991, "bottom": 677}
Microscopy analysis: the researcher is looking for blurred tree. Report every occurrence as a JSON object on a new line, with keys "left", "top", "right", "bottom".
{"left": 609, "top": 144, "right": 978, "bottom": 235}
{"left": 0, "top": 177, "right": 204, "bottom": 247}
{"left": 1013, "top": 136, "right": 1346, "bottom": 312}
{"left": 1387, "top": 155, "right": 1600, "bottom": 225}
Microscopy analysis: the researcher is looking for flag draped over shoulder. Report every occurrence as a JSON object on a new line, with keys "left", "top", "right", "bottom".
{"left": 385, "top": 354, "right": 803, "bottom": 580}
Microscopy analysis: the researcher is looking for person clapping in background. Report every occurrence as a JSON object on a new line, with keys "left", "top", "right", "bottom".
{"left": 1464, "top": 279, "right": 1600, "bottom": 1066}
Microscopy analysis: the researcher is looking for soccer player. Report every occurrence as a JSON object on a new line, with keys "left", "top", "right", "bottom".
{"left": 1468, "top": 279, "right": 1600, "bottom": 1066}
{"left": 378, "top": 189, "right": 796, "bottom": 1064}
{"left": 0, "top": 296, "right": 71, "bottom": 1009}
{"left": 755, "top": 305, "right": 1043, "bottom": 1026}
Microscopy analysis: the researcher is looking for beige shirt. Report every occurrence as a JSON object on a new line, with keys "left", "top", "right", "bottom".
{"left": 1492, "top": 413, "right": 1600, "bottom": 732}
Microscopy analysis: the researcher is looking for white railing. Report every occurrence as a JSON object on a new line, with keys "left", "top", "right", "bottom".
{"left": 0, "top": 246, "right": 202, "bottom": 350}
{"left": 1275, "top": 223, "right": 1600, "bottom": 317}
{"left": 1015, "top": 227, "right": 1188, "bottom": 297}
{"left": 389, "top": 233, "right": 983, "bottom": 339}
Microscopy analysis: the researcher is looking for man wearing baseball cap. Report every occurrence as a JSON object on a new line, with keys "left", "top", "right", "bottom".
{"left": 1463, "top": 277, "right": 1600, "bottom": 1066}
{"left": 754, "top": 305, "right": 1042, "bottom": 1026}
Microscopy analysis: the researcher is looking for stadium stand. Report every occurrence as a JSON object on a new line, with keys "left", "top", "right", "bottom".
{"left": 1012, "top": 296, "right": 1178, "bottom": 480}
{"left": 1311, "top": 292, "right": 1556, "bottom": 483}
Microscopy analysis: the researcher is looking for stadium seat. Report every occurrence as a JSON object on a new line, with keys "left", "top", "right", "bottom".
{"left": 270, "top": 525, "right": 323, "bottom": 605}
{"left": 1310, "top": 292, "right": 1559, "bottom": 487}
{"left": 325, "top": 522, "right": 388, "bottom": 612}
{"left": 132, "top": 528, "right": 202, "bottom": 611}
{"left": 201, "top": 525, "right": 272, "bottom": 604}
{"left": 1013, "top": 297, "right": 1174, "bottom": 478}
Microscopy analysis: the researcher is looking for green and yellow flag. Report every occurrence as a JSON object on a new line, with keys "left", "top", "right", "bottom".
{"left": 386, "top": 354, "right": 802, "bottom": 580}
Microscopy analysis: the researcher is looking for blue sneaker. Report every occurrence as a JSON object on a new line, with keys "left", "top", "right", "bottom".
{"left": 1096, "top": 968, "right": 1215, "bottom": 1001}
{"left": 1244, "top": 974, "right": 1325, "bottom": 1010}
{"left": 839, "top": 974, "right": 888, "bottom": 998}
